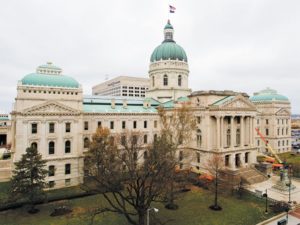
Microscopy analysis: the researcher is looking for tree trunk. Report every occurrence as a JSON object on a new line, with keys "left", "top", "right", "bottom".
{"left": 214, "top": 172, "right": 218, "bottom": 207}
{"left": 138, "top": 211, "right": 146, "bottom": 225}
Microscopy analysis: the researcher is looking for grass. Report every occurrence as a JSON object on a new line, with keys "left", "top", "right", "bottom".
{"left": 0, "top": 187, "right": 277, "bottom": 225}
{"left": 278, "top": 152, "right": 300, "bottom": 164}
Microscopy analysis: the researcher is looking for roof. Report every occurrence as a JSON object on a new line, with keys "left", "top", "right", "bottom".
{"left": 212, "top": 96, "right": 235, "bottom": 106}
{"left": 250, "top": 88, "right": 289, "bottom": 102}
{"left": 21, "top": 62, "right": 80, "bottom": 88}
{"left": 161, "top": 96, "right": 190, "bottom": 109}
{"left": 150, "top": 42, "right": 188, "bottom": 62}
{"left": 164, "top": 20, "right": 174, "bottom": 29}
{"left": 83, "top": 95, "right": 159, "bottom": 113}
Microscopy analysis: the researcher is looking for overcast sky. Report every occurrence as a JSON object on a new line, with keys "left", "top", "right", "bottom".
{"left": 0, "top": 0, "right": 299, "bottom": 113}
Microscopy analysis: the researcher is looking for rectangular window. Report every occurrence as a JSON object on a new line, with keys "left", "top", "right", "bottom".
{"left": 84, "top": 121, "right": 89, "bottom": 130}
{"left": 197, "top": 116, "right": 201, "bottom": 124}
{"left": 257, "top": 119, "right": 259, "bottom": 125}
{"left": 144, "top": 121, "right": 147, "bottom": 128}
{"left": 257, "top": 140, "right": 260, "bottom": 146}
{"left": 144, "top": 135, "right": 147, "bottom": 144}
{"left": 266, "top": 119, "right": 269, "bottom": 125}
{"left": 133, "top": 121, "right": 137, "bottom": 129}
{"left": 49, "top": 181, "right": 55, "bottom": 188}
{"left": 122, "top": 121, "right": 126, "bottom": 129}
{"left": 196, "top": 152, "right": 200, "bottom": 163}
{"left": 179, "top": 151, "right": 183, "bottom": 161}
{"left": 48, "top": 165, "right": 55, "bottom": 176}
{"left": 65, "top": 122, "right": 71, "bottom": 133}
{"left": 121, "top": 136, "right": 126, "bottom": 146}
{"left": 31, "top": 123, "right": 37, "bottom": 134}
{"left": 49, "top": 123, "right": 55, "bottom": 133}
{"left": 98, "top": 121, "right": 102, "bottom": 128}
{"left": 110, "top": 121, "right": 114, "bottom": 129}
{"left": 266, "top": 129, "right": 269, "bottom": 136}
{"left": 154, "top": 120, "right": 158, "bottom": 128}
{"left": 65, "top": 164, "right": 71, "bottom": 175}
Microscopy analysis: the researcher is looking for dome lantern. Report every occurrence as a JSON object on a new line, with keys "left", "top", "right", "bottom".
{"left": 164, "top": 20, "right": 174, "bottom": 43}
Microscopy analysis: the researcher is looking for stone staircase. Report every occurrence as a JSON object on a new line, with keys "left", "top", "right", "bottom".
{"left": 239, "top": 167, "right": 268, "bottom": 184}
{"left": 0, "top": 159, "right": 12, "bottom": 182}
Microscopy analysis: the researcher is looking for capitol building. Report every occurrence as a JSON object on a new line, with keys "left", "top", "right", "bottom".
{"left": 0, "top": 20, "right": 292, "bottom": 188}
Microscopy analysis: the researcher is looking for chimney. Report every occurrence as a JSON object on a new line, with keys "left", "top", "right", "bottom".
{"left": 111, "top": 99, "right": 115, "bottom": 109}
{"left": 123, "top": 99, "right": 127, "bottom": 108}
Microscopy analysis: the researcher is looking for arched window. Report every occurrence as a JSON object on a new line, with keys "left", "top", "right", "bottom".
{"left": 178, "top": 75, "right": 182, "bottom": 86}
{"left": 84, "top": 137, "right": 90, "bottom": 148}
{"left": 49, "top": 141, "right": 55, "bottom": 154}
{"left": 163, "top": 74, "right": 168, "bottom": 86}
{"left": 31, "top": 142, "right": 38, "bottom": 150}
{"left": 65, "top": 140, "right": 71, "bottom": 153}
{"left": 236, "top": 129, "right": 240, "bottom": 146}
{"left": 152, "top": 76, "right": 155, "bottom": 87}
{"left": 226, "top": 129, "right": 231, "bottom": 147}
{"left": 196, "top": 129, "right": 202, "bottom": 147}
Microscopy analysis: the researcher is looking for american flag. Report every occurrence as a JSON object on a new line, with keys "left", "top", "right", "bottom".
{"left": 169, "top": 5, "right": 176, "bottom": 13}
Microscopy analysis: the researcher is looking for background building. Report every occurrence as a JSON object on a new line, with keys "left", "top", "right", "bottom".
{"left": 92, "top": 76, "right": 149, "bottom": 98}
{"left": 250, "top": 88, "right": 291, "bottom": 154}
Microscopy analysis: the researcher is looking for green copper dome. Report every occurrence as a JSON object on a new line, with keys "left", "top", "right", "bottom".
{"left": 21, "top": 62, "right": 80, "bottom": 88}
{"left": 250, "top": 88, "right": 289, "bottom": 102}
{"left": 150, "top": 20, "right": 188, "bottom": 62}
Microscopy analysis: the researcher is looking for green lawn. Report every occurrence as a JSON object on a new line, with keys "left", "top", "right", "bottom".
{"left": 0, "top": 187, "right": 277, "bottom": 225}
{"left": 278, "top": 152, "right": 300, "bottom": 164}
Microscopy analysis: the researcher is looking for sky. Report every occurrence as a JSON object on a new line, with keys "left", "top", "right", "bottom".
{"left": 0, "top": 0, "right": 299, "bottom": 113}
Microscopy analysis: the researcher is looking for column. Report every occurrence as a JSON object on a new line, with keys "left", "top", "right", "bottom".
{"left": 230, "top": 154, "right": 236, "bottom": 169}
{"left": 216, "top": 116, "right": 220, "bottom": 149}
{"left": 220, "top": 116, "right": 224, "bottom": 149}
{"left": 230, "top": 116, "right": 235, "bottom": 148}
{"left": 206, "top": 116, "right": 211, "bottom": 150}
{"left": 250, "top": 116, "right": 254, "bottom": 146}
{"left": 240, "top": 116, "right": 244, "bottom": 147}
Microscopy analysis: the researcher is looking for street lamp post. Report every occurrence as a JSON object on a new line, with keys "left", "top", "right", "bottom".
{"left": 147, "top": 207, "right": 159, "bottom": 225}
{"left": 288, "top": 164, "right": 292, "bottom": 204}
{"left": 262, "top": 189, "right": 268, "bottom": 214}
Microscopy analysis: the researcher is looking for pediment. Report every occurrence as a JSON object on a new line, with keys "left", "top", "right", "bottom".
{"left": 219, "top": 95, "right": 257, "bottom": 110}
{"left": 275, "top": 108, "right": 290, "bottom": 116}
{"left": 23, "top": 101, "right": 80, "bottom": 115}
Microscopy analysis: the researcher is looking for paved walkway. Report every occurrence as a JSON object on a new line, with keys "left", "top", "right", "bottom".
{"left": 261, "top": 213, "right": 300, "bottom": 225}
{"left": 247, "top": 175, "right": 300, "bottom": 203}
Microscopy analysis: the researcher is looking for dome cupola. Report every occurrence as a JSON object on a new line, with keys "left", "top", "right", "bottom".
{"left": 250, "top": 88, "right": 289, "bottom": 102}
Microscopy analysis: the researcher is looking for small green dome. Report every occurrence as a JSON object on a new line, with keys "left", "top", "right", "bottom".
{"left": 164, "top": 20, "right": 173, "bottom": 29}
{"left": 250, "top": 88, "right": 289, "bottom": 102}
{"left": 150, "top": 42, "right": 188, "bottom": 62}
{"left": 21, "top": 62, "right": 79, "bottom": 88}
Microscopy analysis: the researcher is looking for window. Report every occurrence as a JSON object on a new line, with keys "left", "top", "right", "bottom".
{"left": 65, "top": 164, "right": 71, "bottom": 175}
{"left": 84, "top": 137, "right": 90, "bottom": 148}
{"left": 84, "top": 121, "right": 89, "bottom": 130}
{"left": 266, "top": 129, "right": 269, "bottom": 136}
{"left": 49, "top": 141, "right": 55, "bottom": 154}
{"left": 31, "top": 123, "right": 37, "bottom": 134}
{"left": 282, "top": 128, "right": 284, "bottom": 135}
{"left": 225, "top": 155, "right": 230, "bottom": 167}
{"left": 163, "top": 74, "right": 168, "bottom": 86}
{"left": 236, "top": 129, "right": 240, "bottom": 146}
{"left": 133, "top": 152, "right": 138, "bottom": 161}
{"left": 277, "top": 129, "right": 280, "bottom": 136}
{"left": 49, "top": 123, "right": 55, "bottom": 133}
{"left": 144, "top": 151, "right": 148, "bottom": 159}
{"left": 196, "top": 152, "right": 200, "bottom": 163}
{"left": 144, "top": 135, "right": 148, "bottom": 144}
{"left": 65, "top": 140, "right": 71, "bottom": 153}
{"left": 277, "top": 119, "right": 280, "bottom": 125}
{"left": 266, "top": 119, "right": 269, "bottom": 125}
{"left": 110, "top": 121, "right": 114, "bottom": 129}
{"left": 122, "top": 121, "right": 126, "bottom": 129}
{"left": 154, "top": 134, "right": 157, "bottom": 142}
{"left": 226, "top": 129, "right": 231, "bottom": 147}
{"left": 257, "top": 140, "right": 260, "bottom": 146}
{"left": 178, "top": 75, "right": 182, "bottom": 86}
{"left": 132, "top": 135, "right": 138, "bottom": 145}
{"left": 236, "top": 117, "right": 240, "bottom": 124}
{"left": 154, "top": 120, "right": 158, "bottom": 128}
{"left": 144, "top": 121, "right": 147, "bottom": 128}
{"left": 245, "top": 152, "right": 249, "bottom": 163}
{"left": 48, "top": 165, "right": 55, "bottom": 176}
{"left": 31, "top": 142, "right": 38, "bottom": 150}
{"left": 196, "top": 129, "right": 202, "bottom": 147}
{"left": 65, "top": 122, "right": 71, "bottom": 133}
{"left": 286, "top": 128, "right": 289, "bottom": 135}
{"left": 286, "top": 140, "right": 289, "bottom": 146}
{"left": 152, "top": 76, "right": 155, "bottom": 87}
{"left": 133, "top": 121, "right": 137, "bottom": 129}
{"left": 282, "top": 140, "right": 284, "bottom": 146}
{"left": 196, "top": 116, "right": 201, "bottom": 124}
{"left": 278, "top": 141, "right": 280, "bottom": 147}
{"left": 65, "top": 179, "right": 71, "bottom": 186}
{"left": 98, "top": 121, "right": 102, "bottom": 128}
{"left": 179, "top": 151, "right": 183, "bottom": 161}
{"left": 121, "top": 136, "right": 126, "bottom": 146}
{"left": 257, "top": 119, "right": 259, "bottom": 125}
{"left": 49, "top": 181, "right": 55, "bottom": 188}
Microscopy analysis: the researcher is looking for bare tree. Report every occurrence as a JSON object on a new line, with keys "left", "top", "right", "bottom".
{"left": 157, "top": 103, "right": 196, "bottom": 209}
{"left": 83, "top": 127, "right": 174, "bottom": 225}
{"left": 205, "top": 154, "right": 225, "bottom": 211}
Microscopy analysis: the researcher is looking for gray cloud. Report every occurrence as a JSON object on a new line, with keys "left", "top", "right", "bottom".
{"left": 0, "top": 0, "right": 299, "bottom": 113}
